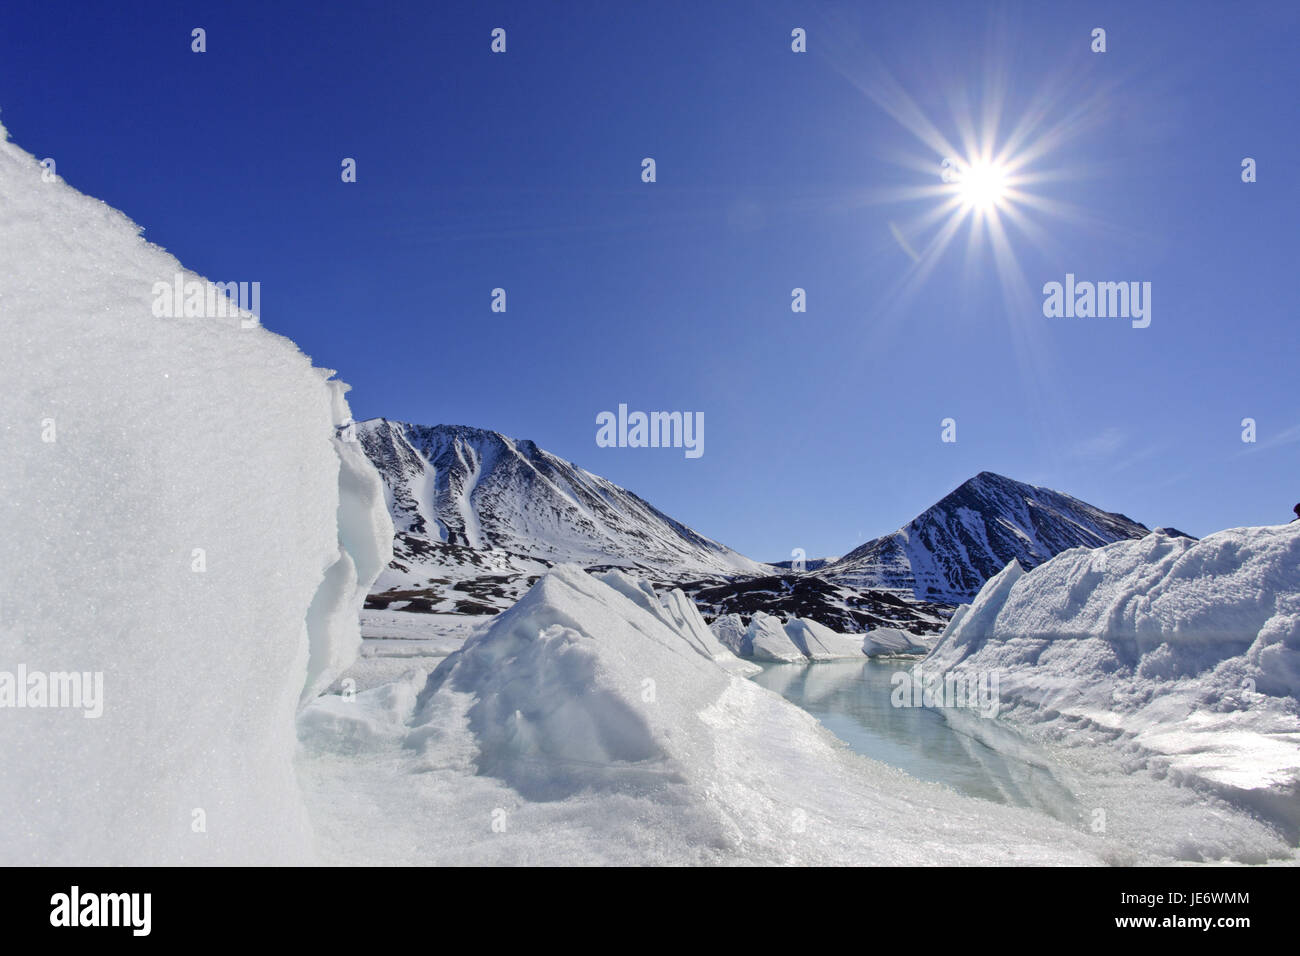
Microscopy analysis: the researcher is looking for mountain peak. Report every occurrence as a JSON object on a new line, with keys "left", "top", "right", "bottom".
{"left": 959, "top": 471, "right": 1035, "bottom": 494}
{"left": 824, "top": 473, "right": 1150, "bottom": 602}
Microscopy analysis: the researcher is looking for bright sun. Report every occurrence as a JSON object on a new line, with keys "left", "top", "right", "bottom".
{"left": 955, "top": 159, "right": 1008, "bottom": 211}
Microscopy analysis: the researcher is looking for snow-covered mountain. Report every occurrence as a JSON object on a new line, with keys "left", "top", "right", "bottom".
{"left": 356, "top": 419, "right": 767, "bottom": 612}
{"left": 820, "top": 471, "right": 1153, "bottom": 603}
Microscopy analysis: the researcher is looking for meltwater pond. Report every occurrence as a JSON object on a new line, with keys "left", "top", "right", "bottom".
{"left": 751, "top": 659, "right": 1083, "bottom": 820}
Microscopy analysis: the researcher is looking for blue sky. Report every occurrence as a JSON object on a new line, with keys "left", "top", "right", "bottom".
{"left": 3, "top": 1, "right": 1297, "bottom": 561}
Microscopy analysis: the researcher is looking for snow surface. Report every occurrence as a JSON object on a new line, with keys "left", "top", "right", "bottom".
{"left": 299, "top": 566, "right": 1118, "bottom": 864}
{"left": 925, "top": 525, "right": 1300, "bottom": 851}
{"left": 0, "top": 117, "right": 391, "bottom": 864}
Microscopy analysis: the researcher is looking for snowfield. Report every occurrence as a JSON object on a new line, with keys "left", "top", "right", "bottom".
{"left": 0, "top": 117, "right": 391, "bottom": 864}
{"left": 926, "top": 525, "right": 1300, "bottom": 849}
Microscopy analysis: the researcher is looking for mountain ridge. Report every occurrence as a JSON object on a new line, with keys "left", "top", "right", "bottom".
{"left": 356, "top": 422, "right": 1165, "bottom": 629}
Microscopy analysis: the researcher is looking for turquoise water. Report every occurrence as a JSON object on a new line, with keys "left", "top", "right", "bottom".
{"left": 751, "top": 659, "right": 1081, "bottom": 818}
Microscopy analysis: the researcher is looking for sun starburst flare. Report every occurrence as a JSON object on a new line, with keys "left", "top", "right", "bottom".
{"left": 951, "top": 158, "right": 1009, "bottom": 211}
{"left": 813, "top": 40, "right": 1125, "bottom": 441}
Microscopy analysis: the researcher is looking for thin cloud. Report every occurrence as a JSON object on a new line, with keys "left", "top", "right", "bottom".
{"left": 1240, "top": 421, "right": 1300, "bottom": 455}
{"left": 1068, "top": 427, "right": 1126, "bottom": 460}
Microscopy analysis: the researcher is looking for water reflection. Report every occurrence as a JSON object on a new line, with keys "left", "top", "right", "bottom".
{"left": 751, "top": 659, "right": 1081, "bottom": 820}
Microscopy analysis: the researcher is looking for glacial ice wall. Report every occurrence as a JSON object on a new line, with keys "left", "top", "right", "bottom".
{"left": 0, "top": 116, "right": 391, "bottom": 864}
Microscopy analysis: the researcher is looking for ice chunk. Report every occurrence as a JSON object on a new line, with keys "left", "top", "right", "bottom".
{"left": 712, "top": 611, "right": 871, "bottom": 662}
{"left": 785, "top": 617, "right": 866, "bottom": 660}
{"left": 416, "top": 566, "right": 722, "bottom": 800}
{"left": 709, "top": 612, "right": 748, "bottom": 656}
{"left": 862, "top": 627, "right": 928, "bottom": 656}
{"left": 745, "top": 611, "right": 807, "bottom": 662}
